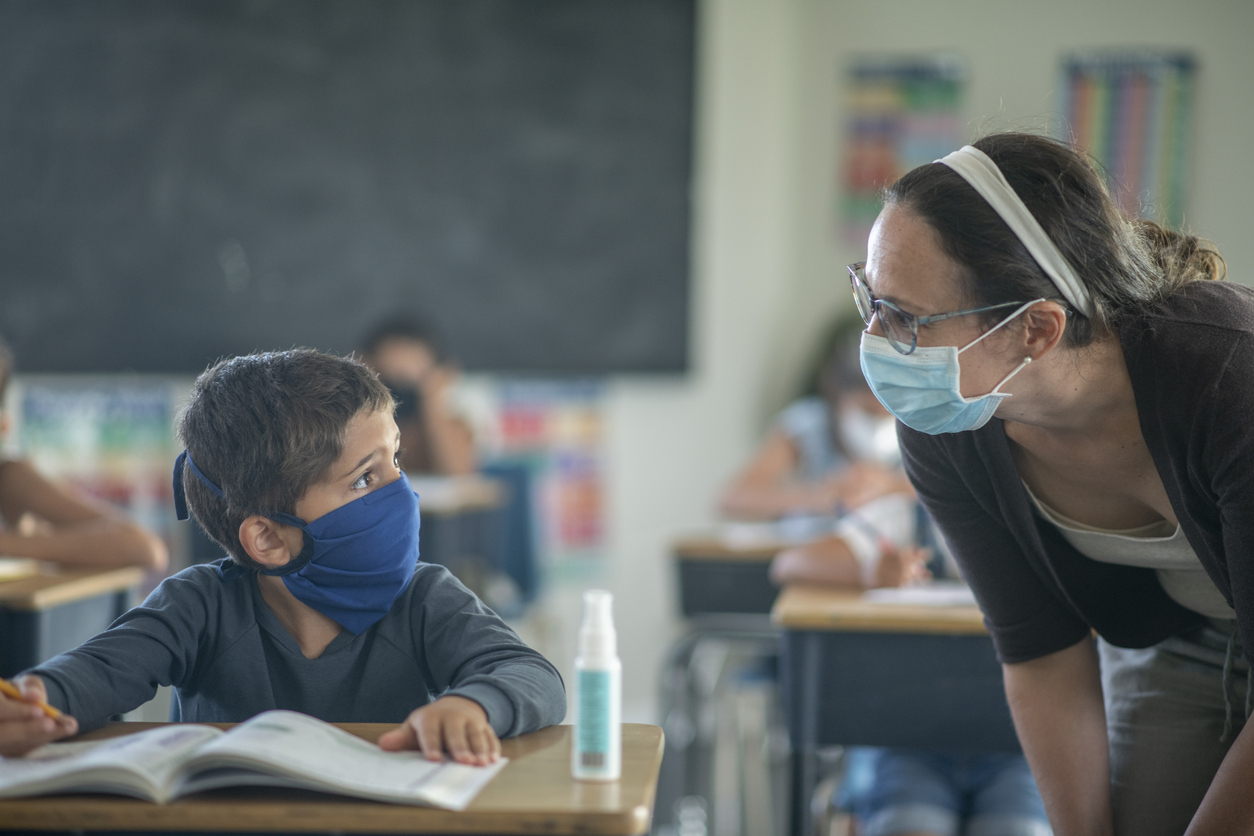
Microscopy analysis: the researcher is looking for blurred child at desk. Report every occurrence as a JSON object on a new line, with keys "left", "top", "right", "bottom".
{"left": 720, "top": 318, "right": 929, "bottom": 589}
{"left": 359, "top": 315, "right": 477, "bottom": 476}
{"left": 720, "top": 320, "right": 1049, "bottom": 836}
{"left": 0, "top": 334, "right": 167, "bottom": 571}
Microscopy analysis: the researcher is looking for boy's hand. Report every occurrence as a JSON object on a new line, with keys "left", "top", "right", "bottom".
{"left": 377, "top": 695, "right": 500, "bottom": 766}
{"left": 0, "top": 675, "right": 78, "bottom": 757}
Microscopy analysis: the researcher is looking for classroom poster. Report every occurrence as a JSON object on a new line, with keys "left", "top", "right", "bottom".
{"left": 1058, "top": 51, "right": 1196, "bottom": 229}
{"left": 490, "top": 380, "right": 605, "bottom": 579}
{"left": 840, "top": 55, "right": 966, "bottom": 242}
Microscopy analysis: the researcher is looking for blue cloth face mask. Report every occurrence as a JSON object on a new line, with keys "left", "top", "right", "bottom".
{"left": 859, "top": 300, "right": 1041, "bottom": 435}
{"left": 173, "top": 452, "right": 421, "bottom": 634}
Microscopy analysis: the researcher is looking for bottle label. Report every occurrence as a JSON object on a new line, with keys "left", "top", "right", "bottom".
{"left": 577, "top": 669, "right": 611, "bottom": 767}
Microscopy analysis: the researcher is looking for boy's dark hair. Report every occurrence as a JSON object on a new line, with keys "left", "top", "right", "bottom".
{"left": 361, "top": 314, "right": 446, "bottom": 362}
{"left": 177, "top": 349, "right": 393, "bottom": 568}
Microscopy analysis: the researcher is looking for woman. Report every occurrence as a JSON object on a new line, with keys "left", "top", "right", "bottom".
{"left": 854, "top": 132, "right": 1248, "bottom": 836}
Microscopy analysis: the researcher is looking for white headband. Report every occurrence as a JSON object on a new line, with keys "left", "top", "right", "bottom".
{"left": 936, "top": 145, "right": 1095, "bottom": 319}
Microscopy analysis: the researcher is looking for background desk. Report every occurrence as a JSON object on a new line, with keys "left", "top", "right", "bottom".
{"left": 0, "top": 565, "right": 144, "bottom": 678}
{"left": 412, "top": 474, "right": 507, "bottom": 598}
{"left": 0, "top": 722, "right": 664, "bottom": 835}
{"left": 773, "top": 585, "right": 1019, "bottom": 836}
{"left": 658, "top": 535, "right": 792, "bottom": 835}
{"left": 672, "top": 534, "right": 784, "bottom": 617}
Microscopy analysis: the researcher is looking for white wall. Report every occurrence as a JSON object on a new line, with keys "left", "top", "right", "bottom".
{"left": 573, "top": 0, "right": 1254, "bottom": 722}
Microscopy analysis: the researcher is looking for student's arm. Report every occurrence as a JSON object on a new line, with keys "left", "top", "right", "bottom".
{"left": 23, "top": 568, "right": 216, "bottom": 732}
{"left": 380, "top": 565, "right": 564, "bottom": 760}
{"left": 719, "top": 431, "right": 832, "bottom": 519}
{"left": 1184, "top": 722, "right": 1254, "bottom": 834}
{"left": 1003, "top": 637, "right": 1113, "bottom": 836}
{"left": 770, "top": 539, "right": 928, "bottom": 589}
{"left": 770, "top": 492, "right": 929, "bottom": 589}
{"left": 0, "top": 459, "right": 168, "bottom": 570}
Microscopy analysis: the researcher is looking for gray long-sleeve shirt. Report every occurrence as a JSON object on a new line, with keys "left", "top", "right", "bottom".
{"left": 29, "top": 560, "right": 566, "bottom": 736}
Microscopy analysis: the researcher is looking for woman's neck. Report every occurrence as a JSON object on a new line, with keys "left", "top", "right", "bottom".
{"left": 999, "top": 332, "right": 1137, "bottom": 438}
{"left": 255, "top": 573, "right": 343, "bottom": 660}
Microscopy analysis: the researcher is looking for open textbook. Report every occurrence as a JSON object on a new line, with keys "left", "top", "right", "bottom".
{"left": 0, "top": 710, "right": 505, "bottom": 810}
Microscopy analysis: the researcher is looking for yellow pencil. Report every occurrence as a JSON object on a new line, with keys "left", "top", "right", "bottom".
{"left": 0, "top": 678, "right": 63, "bottom": 720}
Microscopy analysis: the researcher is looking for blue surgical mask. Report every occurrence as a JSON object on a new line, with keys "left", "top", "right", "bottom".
{"left": 174, "top": 452, "right": 421, "bottom": 634}
{"left": 859, "top": 300, "right": 1041, "bottom": 435}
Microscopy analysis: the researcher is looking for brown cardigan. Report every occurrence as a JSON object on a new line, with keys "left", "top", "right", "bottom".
{"left": 900, "top": 280, "right": 1254, "bottom": 665}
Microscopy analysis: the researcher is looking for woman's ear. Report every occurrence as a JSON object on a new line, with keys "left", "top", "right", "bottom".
{"left": 1023, "top": 302, "right": 1068, "bottom": 360}
{"left": 238, "top": 516, "right": 303, "bottom": 569}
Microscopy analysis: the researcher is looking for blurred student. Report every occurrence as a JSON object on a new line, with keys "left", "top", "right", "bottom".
{"left": 359, "top": 316, "right": 476, "bottom": 476}
{"left": 0, "top": 335, "right": 167, "bottom": 571}
{"left": 720, "top": 318, "right": 913, "bottom": 521}
{"left": 720, "top": 318, "right": 925, "bottom": 587}
{"left": 720, "top": 320, "right": 1051, "bottom": 836}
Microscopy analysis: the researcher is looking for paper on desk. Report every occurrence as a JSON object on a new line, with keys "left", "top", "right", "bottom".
{"left": 861, "top": 583, "right": 977, "bottom": 607}
{"left": 0, "top": 557, "right": 40, "bottom": 582}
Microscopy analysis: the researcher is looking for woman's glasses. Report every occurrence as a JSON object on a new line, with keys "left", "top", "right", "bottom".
{"left": 847, "top": 262, "right": 1030, "bottom": 355}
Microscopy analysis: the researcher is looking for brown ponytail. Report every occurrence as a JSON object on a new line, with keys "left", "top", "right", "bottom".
{"left": 1134, "top": 219, "right": 1227, "bottom": 288}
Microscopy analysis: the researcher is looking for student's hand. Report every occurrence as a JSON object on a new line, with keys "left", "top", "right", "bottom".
{"left": 377, "top": 695, "right": 500, "bottom": 766}
{"left": 0, "top": 675, "right": 78, "bottom": 757}
{"left": 828, "top": 462, "right": 916, "bottom": 510}
{"left": 871, "top": 545, "right": 932, "bottom": 589}
{"left": 417, "top": 364, "right": 457, "bottom": 412}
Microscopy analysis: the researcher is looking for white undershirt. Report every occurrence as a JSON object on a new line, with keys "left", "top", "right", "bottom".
{"left": 1023, "top": 482, "right": 1234, "bottom": 620}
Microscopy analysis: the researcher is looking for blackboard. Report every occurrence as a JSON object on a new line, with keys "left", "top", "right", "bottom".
{"left": 0, "top": 0, "right": 694, "bottom": 374}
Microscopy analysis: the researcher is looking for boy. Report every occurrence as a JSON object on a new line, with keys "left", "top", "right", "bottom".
{"left": 0, "top": 350, "right": 565, "bottom": 760}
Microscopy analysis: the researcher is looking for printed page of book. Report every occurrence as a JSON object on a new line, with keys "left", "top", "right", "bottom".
{"left": 0, "top": 724, "right": 222, "bottom": 802}
{"left": 178, "top": 710, "right": 507, "bottom": 810}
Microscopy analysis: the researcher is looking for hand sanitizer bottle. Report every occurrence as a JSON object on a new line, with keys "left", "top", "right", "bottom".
{"left": 572, "top": 589, "right": 622, "bottom": 781}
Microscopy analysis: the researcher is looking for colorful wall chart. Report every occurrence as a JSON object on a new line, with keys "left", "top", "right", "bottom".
{"left": 491, "top": 380, "right": 605, "bottom": 578}
{"left": 841, "top": 55, "right": 965, "bottom": 242}
{"left": 1059, "top": 51, "right": 1196, "bottom": 229}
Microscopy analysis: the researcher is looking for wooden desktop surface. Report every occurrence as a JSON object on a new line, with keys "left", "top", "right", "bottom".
{"left": 672, "top": 535, "right": 783, "bottom": 562}
{"left": 0, "top": 722, "right": 664, "bottom": 835}
{"left": 771, "top": 584, "right": 988, "bottom": 635}
{"left": 0, "top": 565, "right": 145, "bottom": 612}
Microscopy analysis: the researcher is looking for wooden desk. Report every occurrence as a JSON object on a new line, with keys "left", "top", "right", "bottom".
{"left": 672, "top": 534, "right": 786, "bottom": 617}
{"left": 772, "top": 585, "right": 1018, "bottom": 836}
{"left": 0, "top": 722, "right": 664, "bottom": 835}
{"left": 0, "top": 565, "right": 144, "bottom": 678}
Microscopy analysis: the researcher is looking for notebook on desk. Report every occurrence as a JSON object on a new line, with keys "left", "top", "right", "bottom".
{"left": 0, "top": 710, "right": 504, "bottom": 810}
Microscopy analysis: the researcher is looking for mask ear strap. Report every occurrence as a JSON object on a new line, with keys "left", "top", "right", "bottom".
{"left": 957, "top": 299, "right": 1045, "bottom": 355}
{"left": 258, "top": 512, "right": 316, "bottom": 577}
{"left": 173, "top": 450, "right": 225, "bottom": 521}
{"left": 990, "top": 355, "right": 1032, "bottom": 395}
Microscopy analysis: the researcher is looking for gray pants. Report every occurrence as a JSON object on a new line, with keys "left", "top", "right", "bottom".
{"left": 1100, "top": 620, "right": 1249, "bottom": 836}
